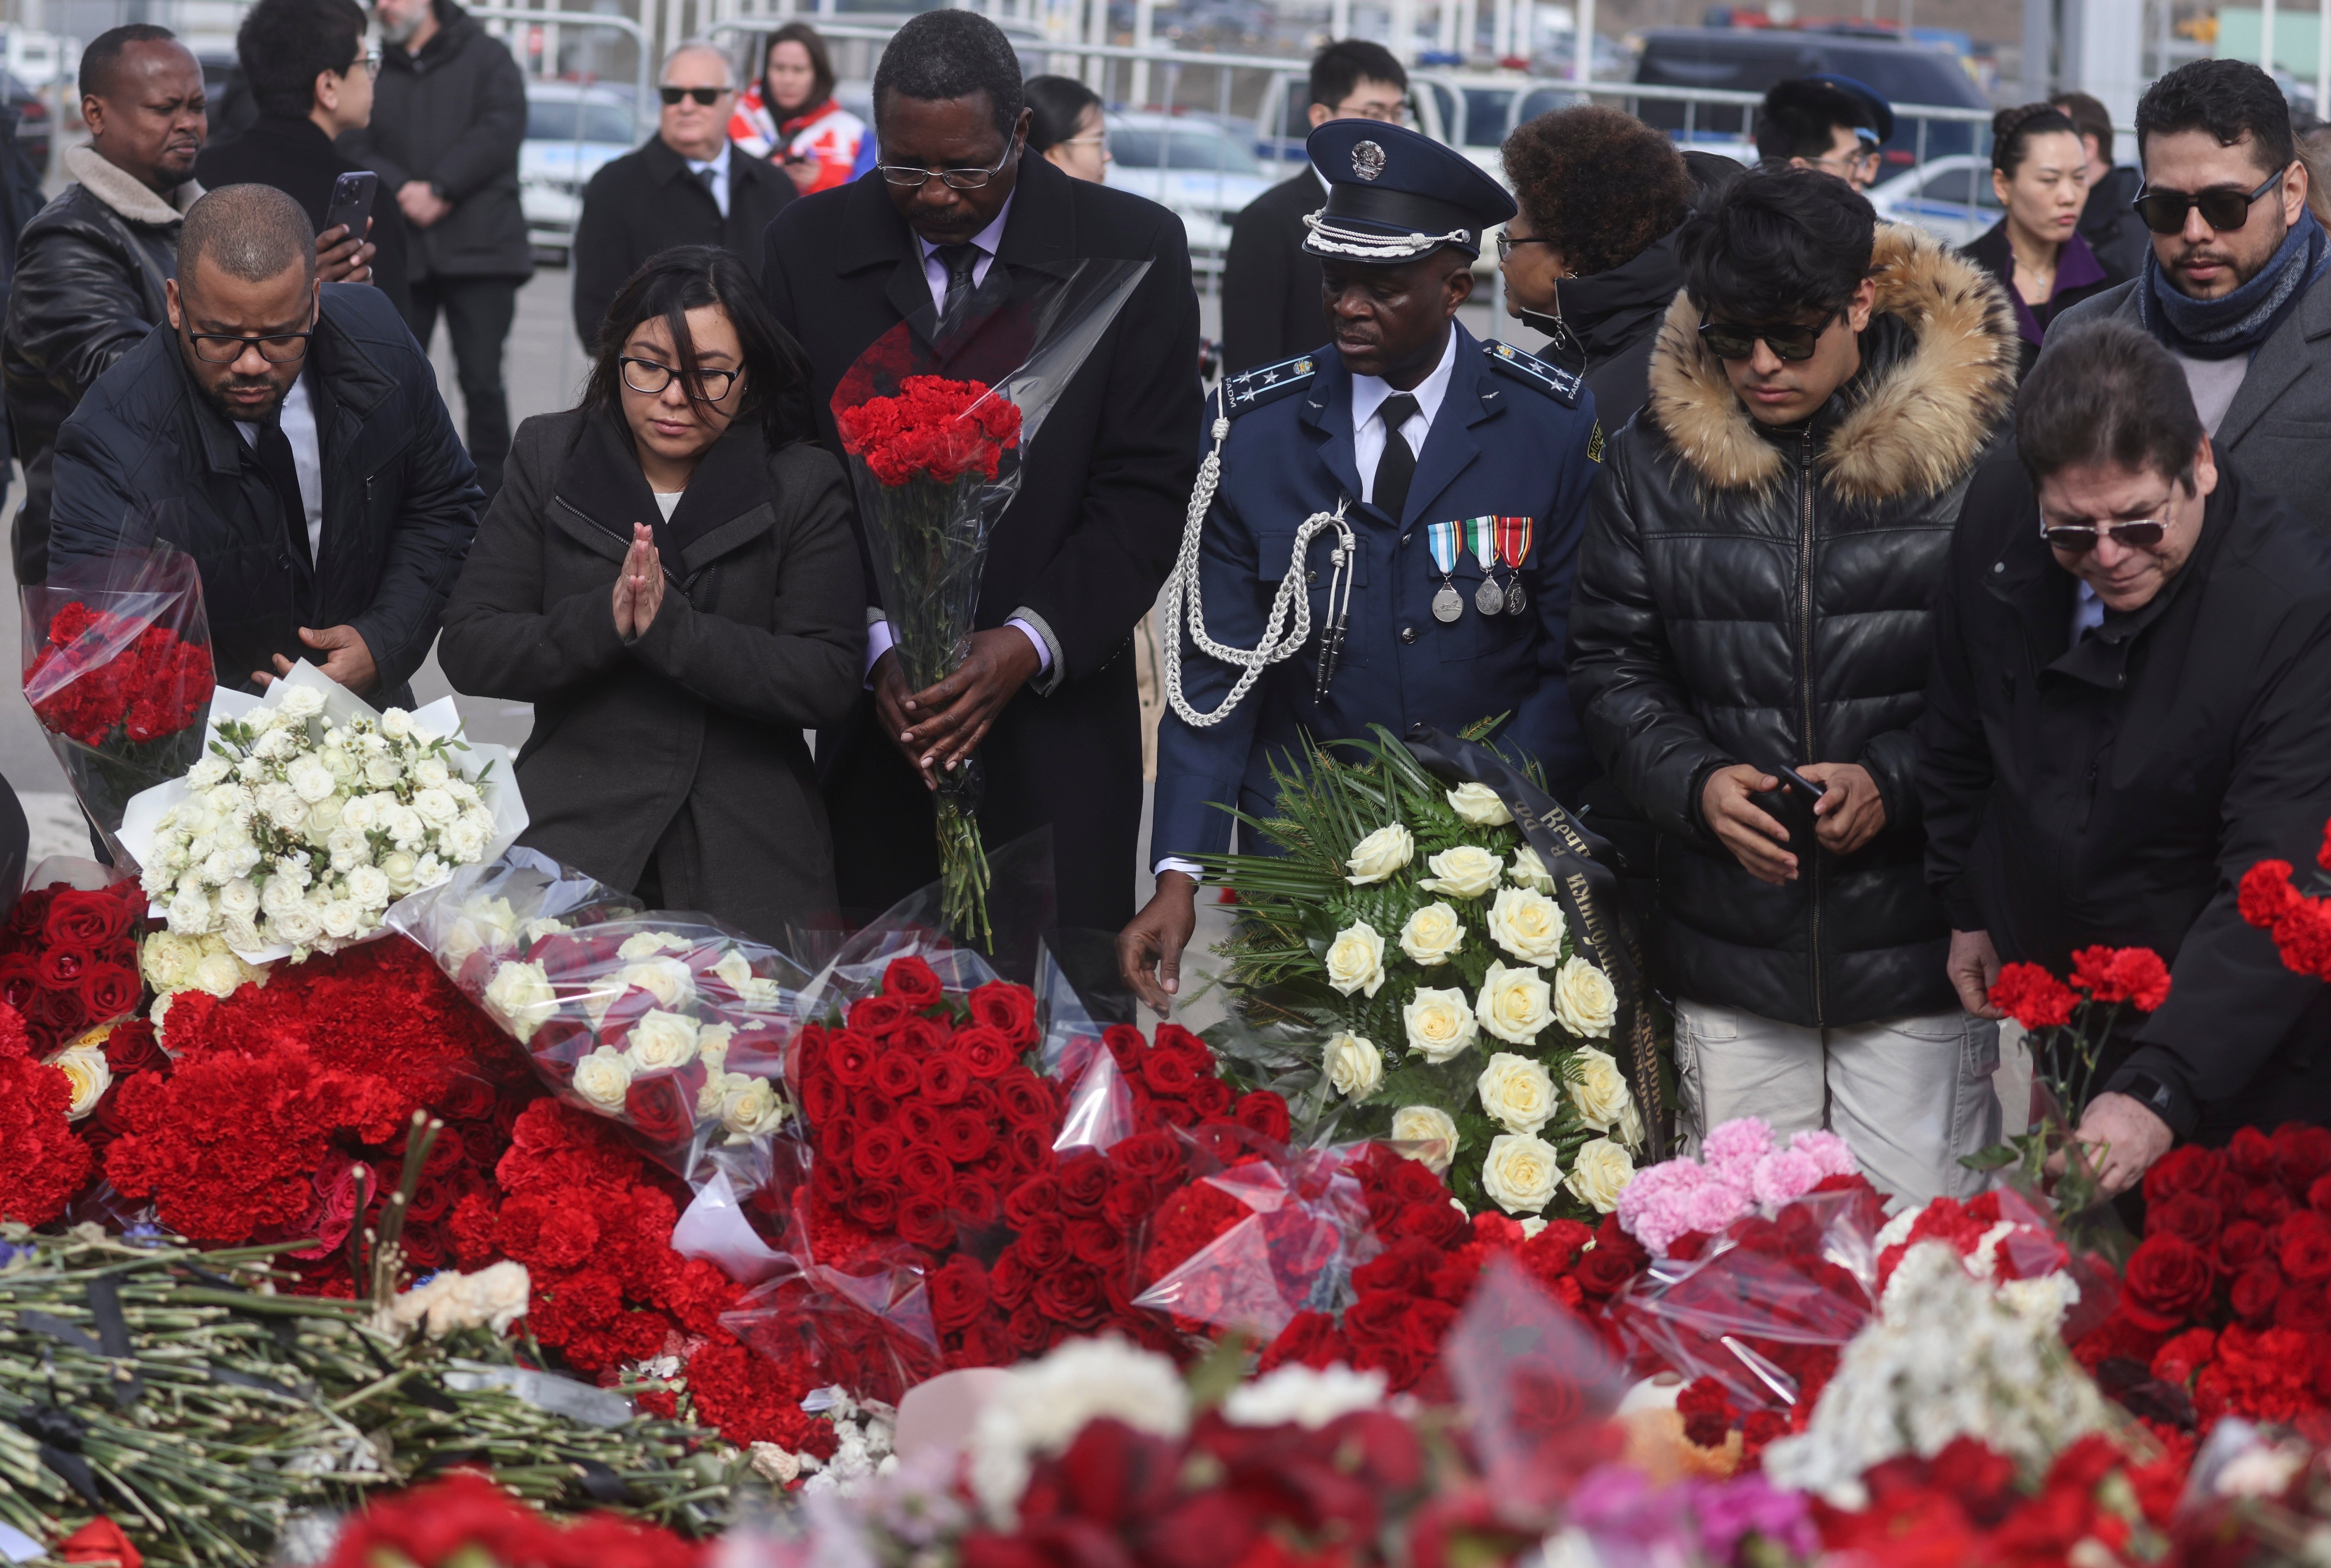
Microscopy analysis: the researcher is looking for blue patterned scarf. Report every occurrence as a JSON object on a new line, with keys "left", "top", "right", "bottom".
{"left": 2139, "top": 210, "right": 2331, "bottom": 361}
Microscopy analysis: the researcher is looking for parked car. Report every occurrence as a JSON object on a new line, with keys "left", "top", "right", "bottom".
{"left": 1631, "top": 28, "right": 1989, "bottom": 176}
{"left": 1104, "top": 111, "right": 1271, "bottom": 275}
{"left": 521, "top": 82, "right": 639, "bottom": 266}
{"left": 1865, "top": 152, "right": 1999, "bottom": 246}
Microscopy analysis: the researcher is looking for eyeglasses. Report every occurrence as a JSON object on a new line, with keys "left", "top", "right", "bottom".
{"left": 1059, "top": 134, "right": 1107, "bottom": 150}
{"left": 2041, "top": 518, "right": 2169, "bottom": 554}
{"left": 348, "top": 49, "right": 381, "bottom": 77}
{"left": 183, "top": 315, "right": 315, "bottom": 364}
{"left": 2132, "top": 166, "right": 2288, "bottom": 234}
{"left": 1495, "top": 232, "right": 1561, "bottom": 262}
{"left": 1696, "top": 309, "right": 1841, "bottom": 362}
{"left": 1332, "top": 98, "right": 1409, "bottom": 122}
{"left": 620, "top": 356, "right": 739, "bottom": 401}
{"left": 1809, "top": 142, "right": 1882, "bottom": 179}
{"left": 659, "top": 85, "right": 729, "bottom": 106}
{"left": 878, "top": 145, "right": 1015, "bottom": 190}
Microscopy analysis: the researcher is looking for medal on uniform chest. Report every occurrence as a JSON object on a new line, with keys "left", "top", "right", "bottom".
{"left": 1497, "top": 516, "right": 1534, "bottom": 617}
{"left": 1468, "top": 517, "right": 1505, "bottom": 615}
{"left": 1425, "top": 520, "right": 1464, "bottom": 623}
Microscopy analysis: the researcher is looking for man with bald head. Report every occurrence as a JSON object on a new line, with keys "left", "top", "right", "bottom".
{"left": 48, "top": 183, "right": 483, "bottom": 709}
{"left": 569, "top": 41, "right": 795, "bottom": 345}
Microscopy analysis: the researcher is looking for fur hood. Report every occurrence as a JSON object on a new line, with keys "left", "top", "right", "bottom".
{"left": 1643, "top": 222, "right": 2018, "bottom": 504}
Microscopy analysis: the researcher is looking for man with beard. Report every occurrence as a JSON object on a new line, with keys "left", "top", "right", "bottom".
{"left": 46, "top": 184, "right": 482, "bottom": 710}
{"left": 1120, "top": 120, "right": 1601, "bottom": 1012}
{"left": 2047, "top": 59, "right": 2331, "bottom": 523}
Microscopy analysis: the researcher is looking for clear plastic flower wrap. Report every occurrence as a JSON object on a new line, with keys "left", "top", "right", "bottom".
{"left": 387, "top": 847, "right": 811, "bottom": 1173}
{"left": 720, "top": 1251, "right": 946, "bottom": 1410}
{"left": 1443, "top": 1254, "right": 1631, "bottom": 1519}
{"left": 23, "top": 542, "right": 215, "bottom": 857}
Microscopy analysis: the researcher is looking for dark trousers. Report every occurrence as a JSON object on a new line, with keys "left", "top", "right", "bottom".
{"left": 403, "top": 274, "right": 519, "bottom": 497}
{"left": 819, "top": 655, "right": 1143, "bottom": 935}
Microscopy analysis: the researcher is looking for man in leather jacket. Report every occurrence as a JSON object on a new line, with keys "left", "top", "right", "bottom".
{"left": 1568, "top": 168, "right": 2020, "bottom": 1203}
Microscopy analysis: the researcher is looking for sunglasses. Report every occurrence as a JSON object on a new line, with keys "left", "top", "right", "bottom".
{"left": 659, "top": 85, "right": 727, "bottom": 106}
{"left": 1697, "top": 309, "right": 1840, "bottom": 362}
{"left": 2132, "top": 166, "right": 2287, "bottom": 234}
{"left": 2041, "top": 519, "right": 2168, "bottom": 554}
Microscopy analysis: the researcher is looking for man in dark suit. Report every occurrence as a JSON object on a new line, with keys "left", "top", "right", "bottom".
{"left": 1220, "top": 40, "right": 1406, "bottom": 375}
{"left": 570, "top": 43, "right": 794, "bottom": 345}
{"left": 762, "top": 7, "right": 1200, "bottom": 932}
{"left": 195, "top": 0, "right": 409, "bottom": 318}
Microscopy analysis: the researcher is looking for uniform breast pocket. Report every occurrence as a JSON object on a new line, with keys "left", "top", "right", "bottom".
{"left": 1258, "top": 529, "right": 1369, "bottom": 670}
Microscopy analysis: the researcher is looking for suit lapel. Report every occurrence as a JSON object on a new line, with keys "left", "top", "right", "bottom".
{"left": 1399, "top": 328, "right": 1486, "bottom": 530}
{"left": 2217, "top": 276, "right": 2331, "bottom": 448}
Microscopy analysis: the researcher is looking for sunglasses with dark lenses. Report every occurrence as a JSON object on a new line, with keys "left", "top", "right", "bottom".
{"left": 2041, "top": 519, "right": 2168, "bottom": 554}
{"left": 2132, "top": 166, "right": 2287, "bottom": 234}
{"left": 1697, "top": 309, "right": 1840, "bottom": 362}
{"left": 659, "top": 85, "right": 726, "bottom": 106}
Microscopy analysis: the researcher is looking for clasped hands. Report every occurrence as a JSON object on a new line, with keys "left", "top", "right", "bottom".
{"left": 612, "top": 523, "right": 666, "bottom": 639}
{"left": 871, "top": 627, "right": 1042, "bottom": 789}
{"left": 1700, "top": 760, "right": 1887, "bottom": 885}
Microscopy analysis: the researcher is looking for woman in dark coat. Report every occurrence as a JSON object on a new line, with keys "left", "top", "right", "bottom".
{"left": 438, "top": 246, "right": 864, "bottom": 941}
{"left": 1963, "top": 103, "right": 2122, "bottom": 377}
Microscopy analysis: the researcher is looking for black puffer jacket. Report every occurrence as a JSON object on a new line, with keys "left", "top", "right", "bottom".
{"left": 1568, "top": 225, "right": 2018, "bottom": 1027}
{"left": 3, "top": 145, "right": 197, "bottom": 583}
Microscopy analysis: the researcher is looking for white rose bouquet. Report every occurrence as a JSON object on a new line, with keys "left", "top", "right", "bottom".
{"left": 117, "top": 663, "right": 524, "bottom": 974}
{"left": 1191, "top": 726, "right": 1645, "bottom": 1218}
{"left": 387, "top": 847, "right": 807, "bottom": 1170}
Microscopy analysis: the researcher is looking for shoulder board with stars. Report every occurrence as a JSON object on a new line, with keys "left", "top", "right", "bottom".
{"left": 1221, "top": 352, "right": 1320, "bottom": 415}
{"left": 1481, "top": 339, "right": 1584, "bottom": 406}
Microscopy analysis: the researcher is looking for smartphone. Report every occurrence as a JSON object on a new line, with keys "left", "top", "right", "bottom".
{"left": 323, "top": 170, "right": 378, "bottom": 242}
{"left": 1751, "top": 762, "right": 1824, "bottom": 850}
{"left": 1772, "top": 763, "right": 1827, "bottom": 801}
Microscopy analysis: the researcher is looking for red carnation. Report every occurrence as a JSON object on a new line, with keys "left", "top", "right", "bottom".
{"left": 1988, "top": 963, "right": 2077, "bottom": 1029}
{"left": 2242, "top": 861, "right": 2304, "bottom": 927}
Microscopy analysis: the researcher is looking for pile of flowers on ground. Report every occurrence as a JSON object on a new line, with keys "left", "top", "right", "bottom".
{"left": 1614, "top": 1116, "right": 1862, "bottom": 1255}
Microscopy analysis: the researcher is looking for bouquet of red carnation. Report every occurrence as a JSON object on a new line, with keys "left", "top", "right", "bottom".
{"left": 21, "top": 544, "right": 214, "bottom": 852}
{"left": 829, "top": 260, "right": 1149, "bottom": 945}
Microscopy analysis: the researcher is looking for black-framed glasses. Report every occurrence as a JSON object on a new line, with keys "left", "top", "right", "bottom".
{"left": 2042, "top": 518, "right": 2169, "bottom": 554}
{"left": 1495, "top": 232, "right": 1560, "bottom": 262}
{"left": 877, "top": 145, "right": 1014, "bottom": 190}
{"left": 659, "top": 85, "right": 728, "bottom": 106}
{"left": 345, "top": 49, "right": 381, "bottom": 77}
{"left": 1697, "top": 309, "right": 1841, "bottom": 362}
{"left": 2133, "top": 166, "right": 2288, "bottom": 234}
{"left": 183, "top": 315, "right": 315, "bottom": 364}
{"left": 619, "top": 355, "right": 739, "bottom": 401}
{"left": 1332, "top": 96, "right": 1409, "bottom": 122}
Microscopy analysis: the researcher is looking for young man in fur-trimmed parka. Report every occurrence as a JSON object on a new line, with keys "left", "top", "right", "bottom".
{"left": 1568, "top": 166, "right": 2019, "bottom": 1205}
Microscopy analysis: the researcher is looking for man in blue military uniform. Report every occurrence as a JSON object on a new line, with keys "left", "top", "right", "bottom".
{"left": 1118, "top": 118, "right": 1601, "bottom": 1012}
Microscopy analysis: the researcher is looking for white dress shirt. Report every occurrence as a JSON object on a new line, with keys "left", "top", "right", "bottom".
{"left": 915, "top": 191, "right": 1014, "bottom": 310}
{"left": 234, "top": 372, "right": 323, "bottom": 567}
{"left": 685, "top": 141, "right": 732, "bottom": 218}
{"left": 1350, "top": 328, "right": 1458, "bottom": 505}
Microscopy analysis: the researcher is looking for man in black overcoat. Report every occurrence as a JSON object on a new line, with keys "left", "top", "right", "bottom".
{"left": 570, "top": 42, "right": 794, "bottom": 346}
{"left": 762, "top": 7, "right": 1200, "bottom": 933}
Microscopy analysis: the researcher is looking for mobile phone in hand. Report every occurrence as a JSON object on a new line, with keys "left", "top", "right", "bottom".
{"left": 1772, "top": 763, "right": 1827, "bottom": 801}
{"left": 324, "top": 170, "right": 378, "bottom": 242}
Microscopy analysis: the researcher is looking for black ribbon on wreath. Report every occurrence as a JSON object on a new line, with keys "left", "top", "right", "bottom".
{"left": 1402, "top": 724, "right": 1667, "bottom": 1162}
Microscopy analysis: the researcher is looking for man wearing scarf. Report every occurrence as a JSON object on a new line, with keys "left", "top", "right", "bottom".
{"left": 2046, "top": 59, "right": 2331, "bottom": 527}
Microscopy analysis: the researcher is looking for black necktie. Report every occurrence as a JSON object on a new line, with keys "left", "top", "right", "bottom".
{"left": 1373, "top": 392, "right": 1420, "bottom": 520}
{"left": 254, "top": 412, "right": 311, "bottom": 571}
{"left": 695, "top": 166, "right": 718, "bottom": 200}
{"left": 933, "top": 242, "right": 980, "bottom": 314}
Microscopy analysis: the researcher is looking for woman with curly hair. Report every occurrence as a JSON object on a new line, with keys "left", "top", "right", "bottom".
{"left": 1498, "top": 105, "right": 1706, "bottom": 429}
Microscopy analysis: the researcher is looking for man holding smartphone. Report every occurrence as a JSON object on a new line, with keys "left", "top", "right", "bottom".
{"left": 1568, "top": 167, "right": 2020, "bottom": 1204}
{"left": 195, "top": 0, "right": 410, "bottom": 318}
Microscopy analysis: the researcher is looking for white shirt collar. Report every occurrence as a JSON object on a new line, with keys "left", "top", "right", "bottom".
{"left": 684, "top": 140, "right": 731, "bottom": 178}
{"left": 1349, "top": 326, "right": 1459, "bottom": 437}
{"left": 916, "top": 188, "right": 1014, "bottom": 263}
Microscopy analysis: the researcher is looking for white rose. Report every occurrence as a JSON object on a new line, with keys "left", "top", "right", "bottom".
{"left": 721, "top": 1075, "right": 788, "bottom": 1138}
{"left": 1344, "top": 823, "right": 1415, "bottom": 885}
{"left": 572, "top": 1046, "right": 633, "bottom": 1112}
{"left": 1564, "top": 1137, "right": 1635, "bottom": 1214}
{"left": 167, "top": 889, "right": 217, "bottom": 936}
{"left": 236, "top": 755, "right": 265, "bottom": 782}
{"left": 279, "top": 686, "right": 326, "bottom": 721}
{"left": 696, "top": 1069, "right": 735, "bottom": 1119}
{"left": 387, "top": 808, "right": 427, "bottom": 848}
{"left": 286, "top": 758, "right": 336, "bottom": 803}
{"left": 268, "top": 902, "right": 322, "bottom": 946}
{"left": 364, "top": 756, "right": 403, "bottom": 790}
{"left": 1480, "top": 1132, "right": 1563, "bottom": 1215}
{"left": 1552, "top": 955, "right": 1617, "bottom": 1040}
{"left": 697, "top": 1022, "right": 735, "bottom": 1072}
{"left": 362, "top": 732, "right": 390, "bottom": 755}
{"left": 346, "top": 865, "right": 392, "bottom": 908}
{"left": 413, "top": 852, "right": 452, "bottom": 890}
{"left": 306, "top": 795, "right": 344, "bottom": 836}
{"left": 267, "top": 793, "right": 310, "bottom": 833}
{"left": 221, "top": 913, "right": 263, "bottom": 953}
{"left": 193, "top": 950, "right": 249, "bottom": 997}
{"left": 1388, "top": 1104, "right": 1458, "bottom": 1174}
{"left": 1446, "top": 782, "right": 1514, "bottom": 826}
{"left": 1476, "top": 1051, "right": 1559, "bottom": 1134}
{"left": 1401, "top": 986, "right": 1477, "bottom": 1064}
{"left": 382, "top": 851, "right": 420, "bottom": 896}
{"left": 216, "top": 879, "right": 261, "bottom": 921}
{"left": 1568, "top": 1046, "right": 1635, "bottom": 1133}
{"left": 200, "top": 849, "right": 235, "bottom": 886}
{"left": 187, "top": 754, "right": 230, "bottom": 789}
{"left": 48, "top": 1044, "right": 111, "bottom": 1119}
{"left": 1397, "top": 901, "right": 1465, "bottom": 966}
{"left": 319, "top": 900, "right": 363, "bottom": 939}
{"left": 1508, "top": 845, "right": 1554, "bottom": 894}
{"left": 1322, "top": 921, "right": 1387, "bottom": 998}
{"left": 141, "top": 933, "right": 195, "bottom": 992}
{"left": 323, "top": 747, "right": 359, "bottom": 783}
{"left": 1419, "top": 845, "right": 1501, "bottom": 899}
{"left": 1476, "top": 960, "right": 1553, "bottom": 1045}
{"left": 1324, "top": 1032, "right": 1383, "bottom": 1099}
{"left": 413, "top": 756, "right": 451, "bottom": 789}
{"left": 712, "top": 950, "right": 782, "bottom": 1005}
{"left": 624, "top": 1009, "right": 701, "bottom": 1073}
{"left": 339, "top": 795, "right": 379, "bottom": 833}
{"left": 622, "top": 956, "right": 696, "bottom": 1011}
{"left": 412, "top": 787, "right": 459, "bottom": 828}
{"left": 380, "top": 709, "right": 413, "bottom": 739}
{"left": 484, "top": 960, "right": 557, "bottom": 1041}
{"left": 619, "top": 931, "right": 691, "bottom": 960}
{"left": 1486, "top": 885, "right": 1568, "bottom": 967}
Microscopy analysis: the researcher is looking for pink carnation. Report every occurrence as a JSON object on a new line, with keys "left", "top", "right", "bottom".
{"left": 1616, "top": 1160, "right": 1716, "bottom": 1254}
{"left": 1790, "top": 1130, "right": 1859, "bottom": 1181}
{"left": 1685, "top": 1178, "right": 1753, "bottom": 1237}
{"left": 1699, "top": 1117, "right": 1774, "bottom": 1181}
{"left": 1748, "top": 1148, "right": 1822, "bottom": 1206}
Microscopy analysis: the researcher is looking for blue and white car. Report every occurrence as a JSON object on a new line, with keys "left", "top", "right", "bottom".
{"left": 1867, "top": 153, "right": 2000, "bottom": 248}
{"left": 522, "top": 82, "right": 641, "bottom": 266}
{"left": 1104, "top": 112, "right": 1272, "bottom": 277}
